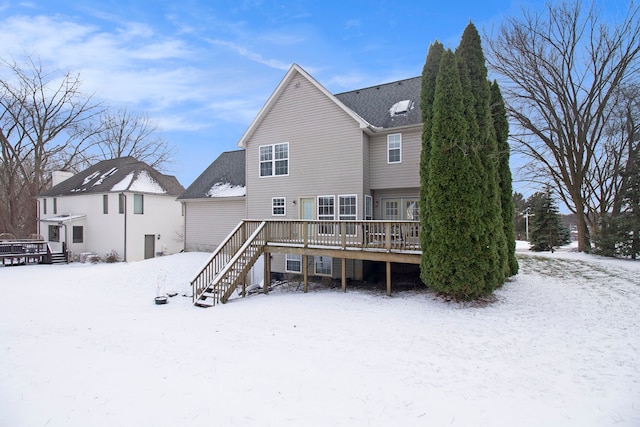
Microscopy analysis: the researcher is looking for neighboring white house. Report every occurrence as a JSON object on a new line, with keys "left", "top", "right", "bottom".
{"left": 37, "top": 157, "right": 185, "bottom": 262}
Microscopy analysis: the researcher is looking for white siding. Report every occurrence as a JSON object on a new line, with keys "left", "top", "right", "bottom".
{"left": 38, "top": 192, "right": 184, "bottom": 262}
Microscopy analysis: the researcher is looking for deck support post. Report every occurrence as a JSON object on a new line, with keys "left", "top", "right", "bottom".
{"left": 341, "top": 258, "right": 346, "bottom": 292}
{"left": 303, "top": 255, "right": 308, "bottom": 293}
{"left": 263, "top": 253, "right": 270, "bottom": 294}
{"left": 386, "top": 261, "right": 392, "bottom": 296}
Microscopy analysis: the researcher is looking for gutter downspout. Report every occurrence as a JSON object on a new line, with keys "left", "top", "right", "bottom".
{"left": 121, "top": 193, "right": 127, "bottom": 262}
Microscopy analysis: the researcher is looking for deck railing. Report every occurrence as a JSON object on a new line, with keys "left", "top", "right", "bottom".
{"left": 0, "top": 240, "right": 49, "bottom": 265}
{"left": 264, "top": 220, "right": 421, "bottom": 252}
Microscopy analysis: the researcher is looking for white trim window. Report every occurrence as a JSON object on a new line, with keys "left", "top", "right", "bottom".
{"left": 339, "top": 195, "right": 357, "bottom": 235}
{"left": 365, "top": 195, "right": 373, "bottom": 220}
{"left": 314, "top": 256, "right": 332, "bottom": 276}
{"left": 387, "top": 133, "right": 402, "bottom": 164}
{"left": 318, "top": 195, "right": 335, "bottom": 235}
{"left": 272, "top": 197, "right": 286, "bottom": 216}
{"left": 259, "top": 142, "right": 289, "bottom": 177}
{"left": 285, "top": 254, "right": 302, "bottom": 273}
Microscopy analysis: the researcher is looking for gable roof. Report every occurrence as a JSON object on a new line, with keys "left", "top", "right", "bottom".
{"left": 334, "top": 76, "right": 422, "bottom": 129}
{"left": 177, "top": 150, "right": 245, "bottom": 200}
{"left": 238, "top": 64, "right": 373, "bottom": 148}
{"left": 38, "top": 157, "right": 184, "bottom": 198}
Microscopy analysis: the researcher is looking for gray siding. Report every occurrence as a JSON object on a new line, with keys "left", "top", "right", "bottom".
{"left": 246, "top": 73, "right": 365, "bottom": 220}
{"left": 184, "top": 199, "right": 245, "bottom": 252}
{"left": 369, "top": 127, "right": 421, "bottom": 190}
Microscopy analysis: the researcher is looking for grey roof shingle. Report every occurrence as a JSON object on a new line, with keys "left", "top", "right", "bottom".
{"left": 38, "top": 156, "right": 184, "bottom": 197}
{"left": 334, "top": 76, "right": 422, "bottom": 129}
{"left": 177, "top": 150, "right": 245, "bottom": 200}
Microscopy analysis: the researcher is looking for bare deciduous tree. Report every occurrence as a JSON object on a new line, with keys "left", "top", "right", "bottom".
{"left": 0, "top": 57, "right": 102, "bottom": 237}
{"left": 485, "top": 0, "right": 640, "bottom": 252}
{"left": 80, "top": 108, "right": 175, "bottom": 171}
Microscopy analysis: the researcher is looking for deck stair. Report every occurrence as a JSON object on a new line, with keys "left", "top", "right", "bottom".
{"left": 192, "top": 221, "right": 267, "bottom": 308}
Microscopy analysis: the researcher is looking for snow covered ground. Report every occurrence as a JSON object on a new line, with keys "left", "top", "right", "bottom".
{"left": 1, "top": 243, "right": 639, "bottom": 426}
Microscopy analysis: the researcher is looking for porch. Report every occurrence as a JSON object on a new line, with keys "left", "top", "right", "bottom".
{"left": 0, "top": 239, "right": 69, "bottom": 266}
{"left": 191, "top": 220, "right": 422, "bottom": 307}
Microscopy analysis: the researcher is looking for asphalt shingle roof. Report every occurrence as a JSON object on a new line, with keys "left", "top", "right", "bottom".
{"left": 334, "top": 76, "right": 422, "bottom": 129}
{"left": 38, "top": 157, "right": 184, "bottom": 197}
{"left": 177, "top": 150, "right": 245, "bottom": 200}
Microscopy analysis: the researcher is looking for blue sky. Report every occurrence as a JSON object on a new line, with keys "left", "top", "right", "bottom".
{"left": 1, "top": 0, "right": 543, "bottom": 190}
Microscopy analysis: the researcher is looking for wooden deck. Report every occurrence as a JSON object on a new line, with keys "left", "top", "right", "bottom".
{"left": 0, "top": 240, "right": 69, "bottom": 265}
{"left": 0, "top": 240, "right": 50, "bottom": 265}
{"left": 191, "top": 220, "right": 422, "bottom": 307}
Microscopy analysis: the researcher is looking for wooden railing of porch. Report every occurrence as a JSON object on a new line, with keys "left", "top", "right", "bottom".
{"left": 191, "top": 220, "right": 421, "bottom": 307}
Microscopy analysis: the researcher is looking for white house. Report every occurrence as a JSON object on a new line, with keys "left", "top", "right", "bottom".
{"left": 37, "top": 157, "right": 185, "bottom": 262}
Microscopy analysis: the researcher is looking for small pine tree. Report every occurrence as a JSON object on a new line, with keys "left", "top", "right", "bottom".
{"left": 529, "top": 187, "right": 570, "bottom": 252}
{"left": 620, "top": 154, "right": 640, "bottom": 258}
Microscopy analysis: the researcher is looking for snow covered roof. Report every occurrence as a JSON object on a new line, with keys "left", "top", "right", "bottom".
{"left": 178, "top": 150, "right": 245, "bottom": 200}
{"left": 38, "top": 157, "right": 184, "bottom": 198}
{"left": 38, "top": 214, "right": 86, "bottom": 223}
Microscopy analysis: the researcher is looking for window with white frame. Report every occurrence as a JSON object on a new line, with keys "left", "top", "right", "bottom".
{"left": 365, "top": 195, "right": 373, "bottom": 220}
{"left": 272, "top": 197, "right": 286, "bottom": 216}
{"left": 339, "top": 195, "right": 357, "bottom": 235}
{"left": 314, "top": 256, "right": 332, "bottom": 276}
{"left": 259, "top": 142, "right": 289, "bottom": 177}
{"left": 285, "top": 254, "right": 302, "bottom": 273}
{"left": 387, "top": 133, "right": 402, "bottom": 163}
{"left": 318, "top": 196, "right": 335, "bottom": 234}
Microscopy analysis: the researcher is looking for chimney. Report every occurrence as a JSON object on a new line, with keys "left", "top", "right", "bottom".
{"left": 52, "top": 171, "right": 74, "bottom": 186}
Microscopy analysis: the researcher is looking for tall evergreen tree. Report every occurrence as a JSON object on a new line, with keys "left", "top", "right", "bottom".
{"left": 419, "top": 41, "right": 444, "bottom": 266}
{"left": 491, "top": 80, "right": 518, "bottom": 276}
{"left": 421, "top": 49, "right": 488, "bottom": 300}
{"left": 455, "top": 22, "right": 507, "bottom": 291}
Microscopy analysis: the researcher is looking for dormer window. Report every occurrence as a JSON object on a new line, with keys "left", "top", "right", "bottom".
{"left": 389, "top": 100, "right": 412, "bottom": 116}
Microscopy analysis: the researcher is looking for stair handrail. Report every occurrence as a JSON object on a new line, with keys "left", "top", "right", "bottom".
{"left": 192, "top": 221, "right": 266, "bottom": 304}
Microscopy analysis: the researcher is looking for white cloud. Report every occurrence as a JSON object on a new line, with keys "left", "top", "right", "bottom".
{"left": 207, "top": 39, "right": 290, "bottom": 71}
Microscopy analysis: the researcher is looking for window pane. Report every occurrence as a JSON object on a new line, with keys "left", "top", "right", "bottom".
{"left": 315, "top": 256, "right": 332, "bottom": 276}
{"left": 103, "top": 194, "right": 109, "bottom": 214}
{"left": 286, "top": 254, "right": 302, "bottom": 273}
{"left": 272, "top": 197, "right": 285, "bottom": 216}
{"left": 275, "top": 159, "right": 288, "bottom": 175}
{"left": 260, "top": 162, "right": 272, "bottom": 177}
{"left": 119, "top": 194, "right": 125, "bottom": 214}
{"left": 388, "top": 134, "right": 401, "bottom": 163}
{"left": 275, "top": 143, "right": 288, "bottom": 160}
{"left": 260, "top": 146, "right": 272, "bottom": 161}
{"left": 134, "top": 194, "right": 144, "bottom": 214}
{"left": 72, "top": 226, "right": 83, "bottom": 243}
{"left": 385, "top": 201, "right": 399, "bottom": 219}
